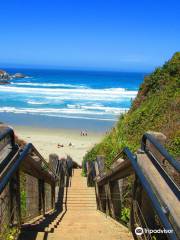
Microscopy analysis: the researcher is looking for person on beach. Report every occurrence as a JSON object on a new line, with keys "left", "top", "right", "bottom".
{"left": 57, "top": 144, "right": 64, "bottom": 148}
{"left": 80, "top": 130, "right": 88, "bottom": 136}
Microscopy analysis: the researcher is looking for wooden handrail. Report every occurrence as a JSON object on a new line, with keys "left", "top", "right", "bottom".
{"left": 90, "top": 133, "right": 179, "bottom": 240}
{"left": 96, "top": 159, "right": 133, "bottom": 186}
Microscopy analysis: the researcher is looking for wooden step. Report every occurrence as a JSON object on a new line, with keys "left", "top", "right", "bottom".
{"left": 20, "top": 169, "right": 133, "bottom": 240}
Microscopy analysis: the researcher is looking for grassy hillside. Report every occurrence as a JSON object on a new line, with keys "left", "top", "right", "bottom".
{"left": 83, "top": 52, "right": 180, "bottom": 169}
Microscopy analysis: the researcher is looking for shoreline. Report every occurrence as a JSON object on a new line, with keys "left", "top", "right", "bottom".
{"left": 13, "top": 125, "right": 104, "bottom": 165}
{"left": 0, "top": 112, "right": 115, "bottom": 133}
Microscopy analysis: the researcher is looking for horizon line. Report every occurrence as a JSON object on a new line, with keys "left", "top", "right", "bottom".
{"left": 0, "top": 64, "right": 152, "bottom": 74}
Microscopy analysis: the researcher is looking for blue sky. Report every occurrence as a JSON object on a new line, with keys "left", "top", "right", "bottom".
{"left": 0, "top": 0, "right": 179, "bottom": 71}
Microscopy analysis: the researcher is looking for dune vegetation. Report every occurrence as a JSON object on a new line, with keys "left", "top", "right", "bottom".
{"left": 83, "top": 52, "right": 180, "bottom": 169}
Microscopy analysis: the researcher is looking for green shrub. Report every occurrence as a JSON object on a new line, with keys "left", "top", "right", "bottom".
{"left": 83, "top": 52, "right": 180, "bottom": 169}
{"left": 120, "top": 207, "right": 130, "bottom": 224}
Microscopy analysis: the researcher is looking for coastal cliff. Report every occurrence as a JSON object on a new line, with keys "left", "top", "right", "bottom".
{"left": 83, "top": 52, "right": 180, "bottom": 168}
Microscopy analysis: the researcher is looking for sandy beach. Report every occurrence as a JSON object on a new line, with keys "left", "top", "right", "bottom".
{"left": 14, "top": 125, "right": 103, "bottom": 166}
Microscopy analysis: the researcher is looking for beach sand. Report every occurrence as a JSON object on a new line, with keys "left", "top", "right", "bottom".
{"left": 13, "top": 126, "right": 104, "bottom": 166}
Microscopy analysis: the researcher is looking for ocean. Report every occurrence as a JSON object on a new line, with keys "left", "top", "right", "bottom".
{"left": 0, "top": 69, "right": 146, "bottom": 131}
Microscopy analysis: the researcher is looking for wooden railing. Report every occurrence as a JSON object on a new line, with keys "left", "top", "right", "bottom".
{"left": 86, "top": 132, "right": 180, "bottom": 240}
{"left": 0, "top": 127, "right": 71, "bottom": 240}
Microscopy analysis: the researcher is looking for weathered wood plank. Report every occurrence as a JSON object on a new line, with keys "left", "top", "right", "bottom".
{"left": 95, "top": 181, "right": 103, "bottom": 211}
{"left": 105, "top": 182, "right": 115, "bottom": 218}
{"left": 137, "top": 153, "right": 180, "bottom": 230}
{"left": 96, "top": 155, "right": 105, "bottom": 177}
{"left": 21, "top": 155, "right": 55, "bottom": 184}
{"left": 97, "top": 160, "right": 133, "bottom": 186}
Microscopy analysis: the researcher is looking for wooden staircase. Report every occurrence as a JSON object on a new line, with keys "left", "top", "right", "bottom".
{"left": 65, "top": 169, "right": 97, "bottom": 211}
{"left": 21, "top": 169, "right": 132, "bottom": 240}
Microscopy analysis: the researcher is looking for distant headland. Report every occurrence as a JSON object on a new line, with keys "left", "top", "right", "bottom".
{"left": 0, "top": 69, "right": 28, "bottom": 84}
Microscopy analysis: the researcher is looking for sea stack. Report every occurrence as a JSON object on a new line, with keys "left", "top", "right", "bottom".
{"left": 0, "top": 70, "right": 10, "bottom": 84}
{"left": 13, "top": 73, "right": 26, "bottom": 78}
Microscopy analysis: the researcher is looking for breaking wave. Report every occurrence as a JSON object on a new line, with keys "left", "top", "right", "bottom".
{"left": 0, "top": 85, "right": 137, "bottom": 102}
{"left": 11, "top": 82, "right": 87, "bottom": 88}
{"left": 0, "top": 106, "right": 127, "bottom": 121}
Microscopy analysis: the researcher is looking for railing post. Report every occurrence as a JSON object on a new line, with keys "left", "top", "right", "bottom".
{"left": 51, "top": 183, "right": 55, "bottom": 209}
{"left": 94, "top": 161, "right": 100, "bottom": 177}
{"left": 113, "top": 180, "right": 122, "bottom": 219}
{"left": 146, "top": 131, "right": 166, "bottom": 163}
{"left": 59, "top": 159, "right": 65, "bottom": 188}
{"left": 49, "top": 154, "right": 59, "bottom": 174}
{"left": 16, "top": 171, "right": 21, "bottom": 225}
{"left": 9, "top": 179, "right": 14, "bottom": 226}
{"left": 95, "top": 182, "right": 103, "bottom": 211}
{"left": 41, "top": 180, "right": 45, "bottom": 215}
{"left": 96, "top": 156, "right": 105, "bottom": 177}
{"left": 104, "top": 185, "right": 109, "bottom": 216}
{"left": 105, "top": 182, "right": 115, "bottom": 219}
{"left": 9, "top": 171, "right": 21, "bottom": 227}
{"left": 38, "top": 179, "right": 42, "bottom": 214}
{"left": 86, "top": 161, "right": 91, "bottom": 186}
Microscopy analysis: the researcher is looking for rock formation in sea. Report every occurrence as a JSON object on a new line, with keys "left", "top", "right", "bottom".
{"left": 12, "top": 73, "right": 26, "bottom": 78}
{"left": 0, "top": 69, "right": 28, "bottom": 84}
{"left": 0, "top": 70, "right": 10, "bottom": 84}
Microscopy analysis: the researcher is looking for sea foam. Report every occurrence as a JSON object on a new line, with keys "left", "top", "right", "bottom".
{"left": 0, "top": 71, "right": 140, "bottom": 122}
{"left": 0, "top": 86, "right": 137, "bottom": 102}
